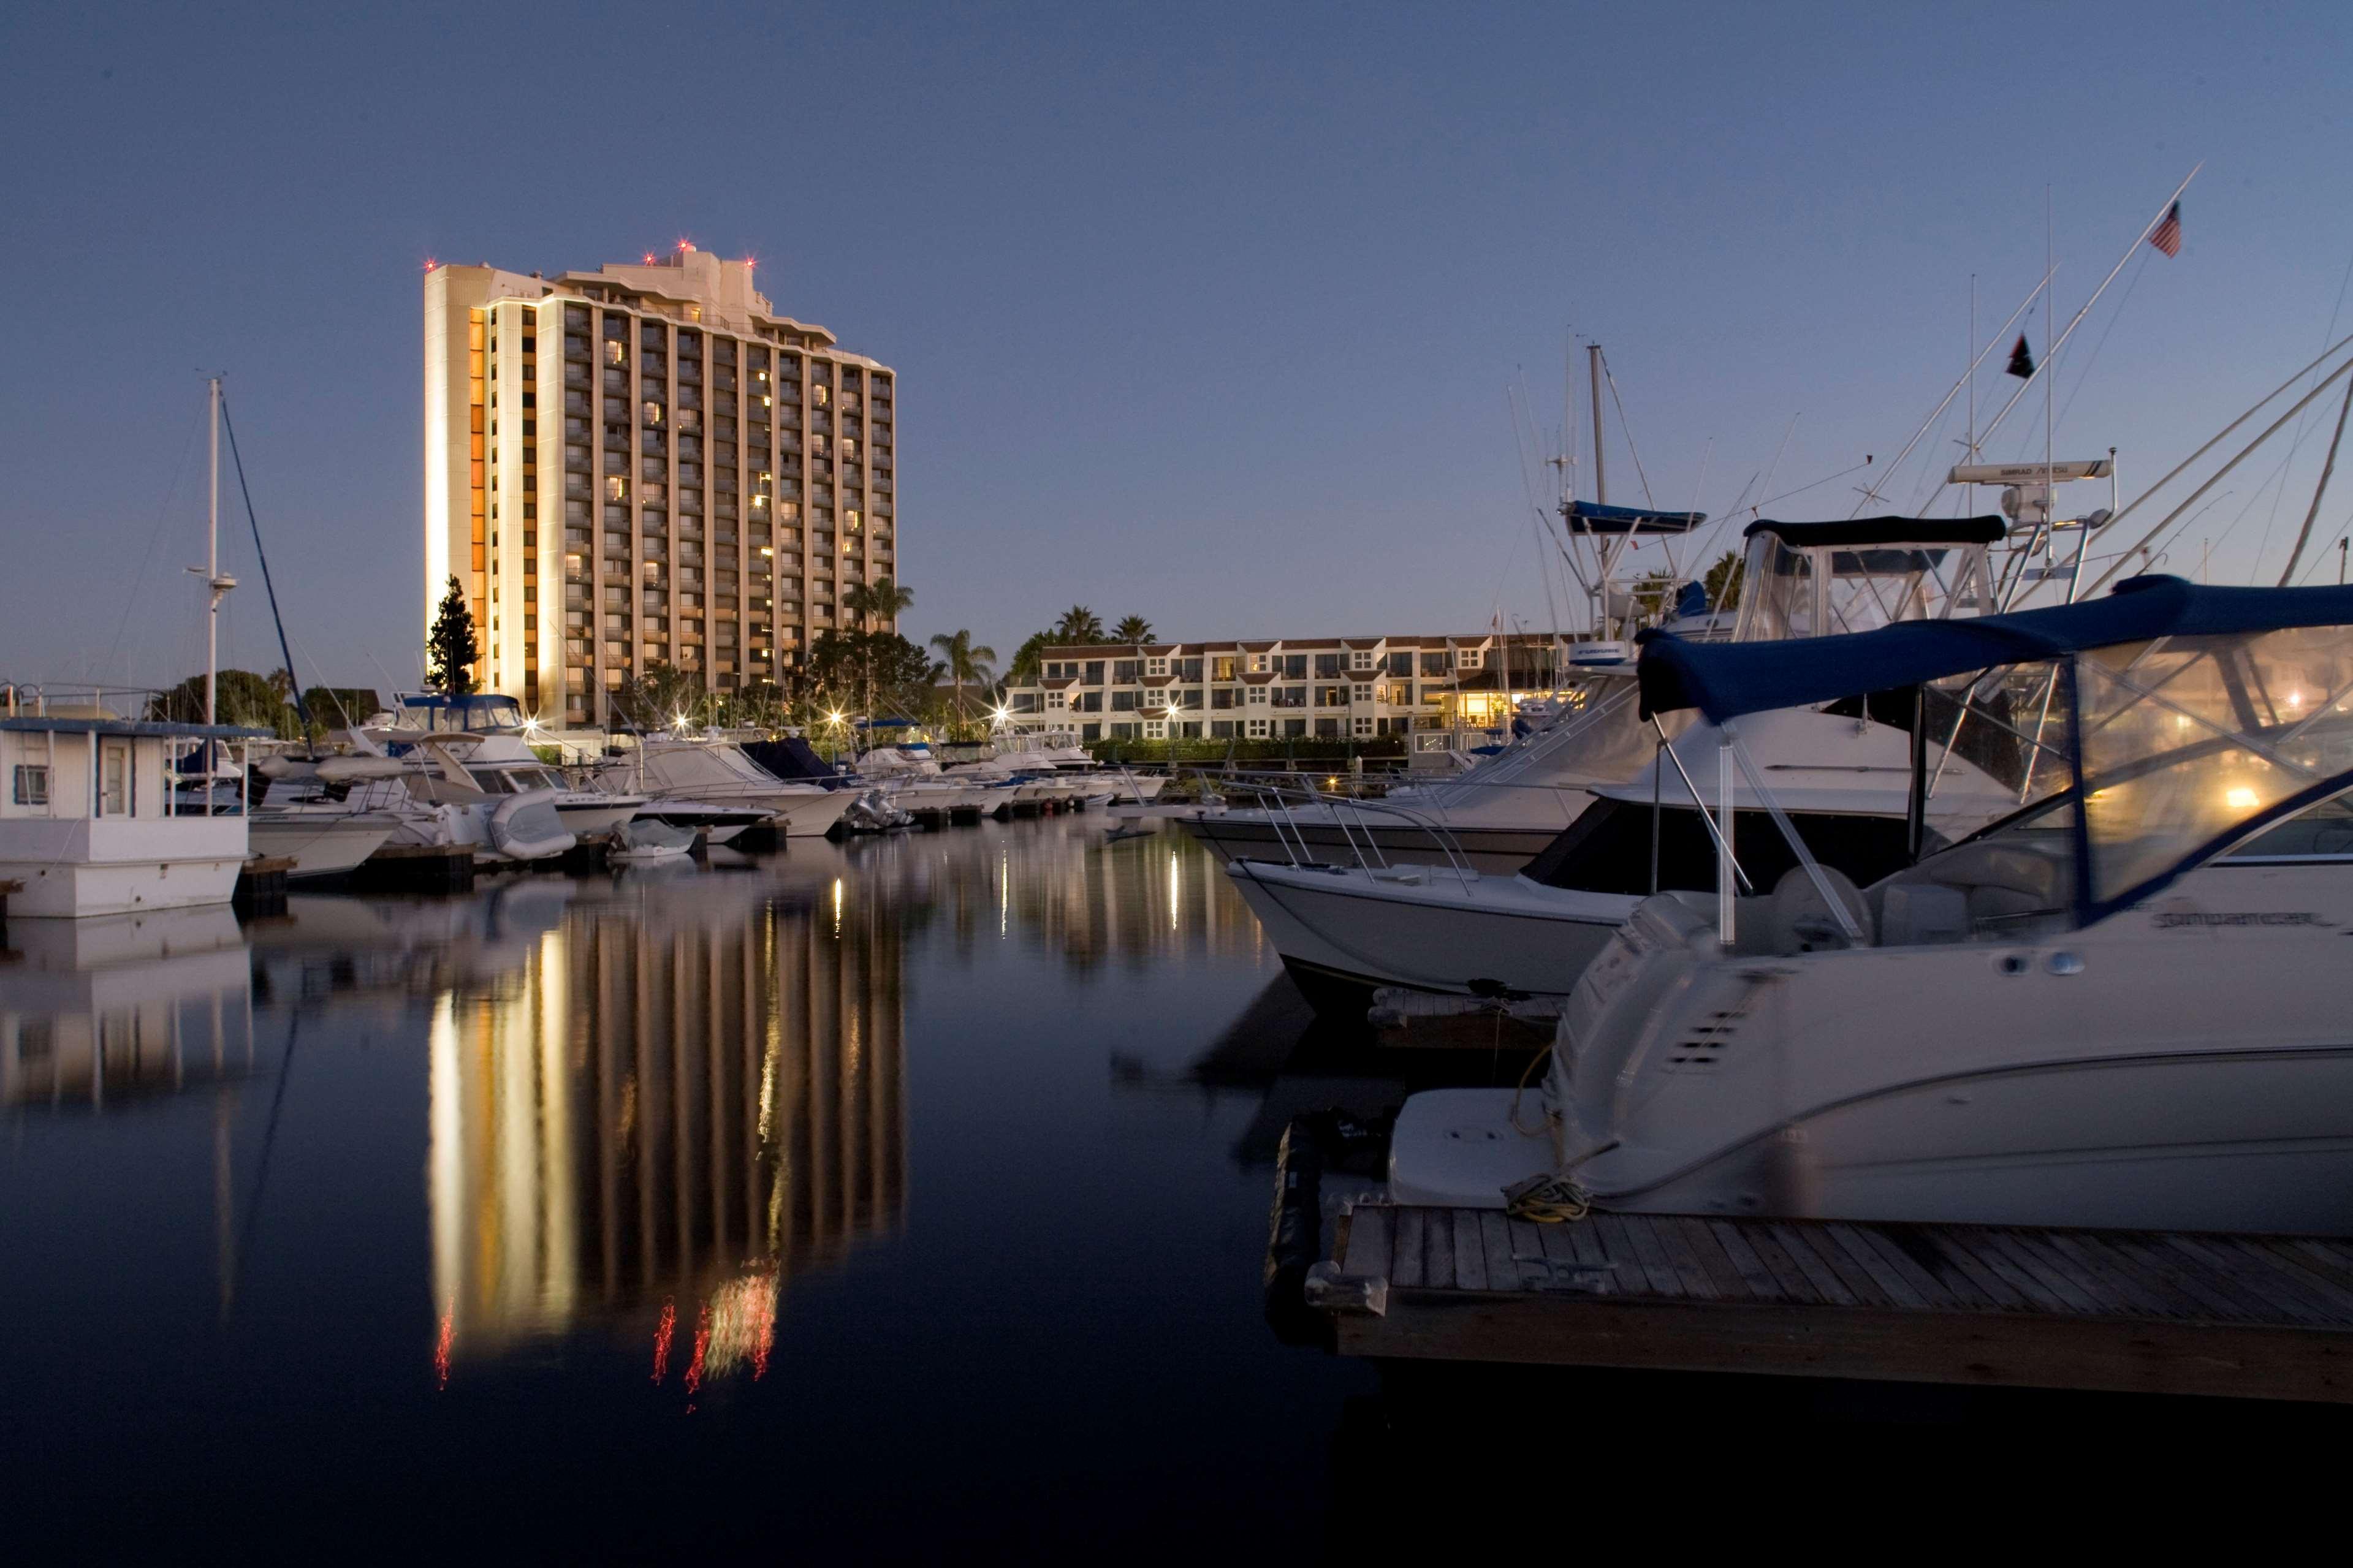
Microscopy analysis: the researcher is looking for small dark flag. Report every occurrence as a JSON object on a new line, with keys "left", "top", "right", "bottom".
{"left": 2007, "top": 333, "right": 2036, "bottom": 379}
{"left": 2150, "top": 200, "right": 2183, "bottom": 258}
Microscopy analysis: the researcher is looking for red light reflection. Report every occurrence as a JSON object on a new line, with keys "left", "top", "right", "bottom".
{"left": 434, "top": 1303, "right": 454, "bottom": 1390}
{"left": 651, "top": 1298, "right": 676, "bottom": 1384}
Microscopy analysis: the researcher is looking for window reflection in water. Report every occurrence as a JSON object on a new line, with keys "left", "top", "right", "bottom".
{"left": 427, "top": 873, "right": 906, "bottom": 1387}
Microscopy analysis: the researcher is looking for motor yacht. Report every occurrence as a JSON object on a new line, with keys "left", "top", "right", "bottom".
{"left": 1233, "top": 703, "right": 2018, "bottom": 1010}
{"left": 1224, "top": 515, "right": 2012, "bottom": 1006}
{"left": 1389, "top": 575, "right": 2353, "bottom": 1235}
{"left": 595, "top": 736, "right": 855, "bottom": 837}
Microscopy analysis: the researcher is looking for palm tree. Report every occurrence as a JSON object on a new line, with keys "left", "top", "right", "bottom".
{"left": 842, "top": 575, "right": 914, "bottom": 632}
{"left": 1054, "top": 605, "right": 1105, "bottom": 643}
{"left": 929, "top": 629, "right": 999, "bottom": 734}
{"left": 1112, "top": 615, "right": 1154, "bottom": 646}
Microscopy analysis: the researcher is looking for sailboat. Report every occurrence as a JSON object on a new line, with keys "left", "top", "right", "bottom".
{"left": 0, "top": 382, "right": 258, "bottom": 917}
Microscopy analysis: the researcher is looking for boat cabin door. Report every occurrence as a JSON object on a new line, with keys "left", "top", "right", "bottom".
{"left": 99, "top": 741, "right": 132, "bottom": 816}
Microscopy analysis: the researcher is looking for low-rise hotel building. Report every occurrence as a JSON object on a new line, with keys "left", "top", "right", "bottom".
{"left": 424, "top": 244, "right": 897, "bottom": 729}
{"left": 1002, "top": 634, "right": 1576, "bottom": 743}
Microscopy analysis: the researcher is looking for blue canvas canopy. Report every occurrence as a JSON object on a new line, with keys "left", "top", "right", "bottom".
{"left": 1638, "top": 575, "right": 2353, "bottom": 722}
{"left": 1562, "top": 501, "right": 1706, "bottom": 535}
{"left": 1744, "top": 515, "right": 2005, "bottom": 548}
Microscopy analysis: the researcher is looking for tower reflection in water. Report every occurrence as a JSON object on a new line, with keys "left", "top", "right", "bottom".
{"left": 427, "top": 869, "right": 906, "bottom": 1388}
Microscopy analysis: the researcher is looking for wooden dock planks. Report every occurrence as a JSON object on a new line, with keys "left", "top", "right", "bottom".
{"left": 1320, "top": 1204, "right": 2353, "bottom": 1403}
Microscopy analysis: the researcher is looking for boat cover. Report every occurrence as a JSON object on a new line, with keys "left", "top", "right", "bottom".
{"left": 1743, "top": 516, "right": 2006, "bottom": 548}
{"left": 740, "top": 737, "right": 839, "bottom": 782}
{"left": 1640, "top": 575, "right": 2353, "bottom": 722}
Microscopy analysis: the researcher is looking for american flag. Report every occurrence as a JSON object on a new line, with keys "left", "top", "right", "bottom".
{"left": 2150, "top": 200, "right": 2183, "bottom": 258}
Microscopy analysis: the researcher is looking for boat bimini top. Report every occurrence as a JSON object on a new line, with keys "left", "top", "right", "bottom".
{"left": 1636, "top": 573, "right": 2353, "bottom": 935}
{"left": 1729, "top": 515, "right": 2006, "bottom": 642}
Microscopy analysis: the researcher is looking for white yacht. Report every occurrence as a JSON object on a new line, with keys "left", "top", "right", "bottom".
{"left": 1389, "top": 575, "right": 2353, "bottom": 1235}
{"left": 1223, "top": 515, "right": 2010, "bottom": 1005}
{"left": 1234, "top": 706, "right": 2017, "bottom": 1009}
{"left": 595, "top": 737, "right": 856, "bottom": 837}
{"left": 0, "top": 706, "right": 258, "bottom": 919}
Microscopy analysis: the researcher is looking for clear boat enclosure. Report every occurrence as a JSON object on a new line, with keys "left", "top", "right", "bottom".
{"left": 1635, "top": 575, "right": 2353, "bottom": 949}
{"left": 1730, "top": 516, "right": 2004, "bottom": 643}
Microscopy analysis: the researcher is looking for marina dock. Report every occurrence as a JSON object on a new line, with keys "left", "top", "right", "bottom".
{"left": 1291, "top": 1196, "right": 2353, "bottom": 1404}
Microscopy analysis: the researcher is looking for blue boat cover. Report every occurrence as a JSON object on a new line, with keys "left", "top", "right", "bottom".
{"left": 1638, "top": 575, "right": 2353, "bottom": 721}
{"left": 1562, "top": 501, "right": 1706, "bottom": 534}
{"left": 1744, "top": 515, "right": 2006, "bottom": 547}
{"left": 740, "top": 737, "right": 840, "bottom": 782}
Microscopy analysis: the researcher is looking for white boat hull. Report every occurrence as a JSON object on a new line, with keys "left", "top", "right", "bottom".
{"left": 0, "top": 817, "right": 246, "bottom": 919}
{"left": 1225, "top": 858, "right": 1627, "bottom": 1008}
{"left": 247, "top": 816, "right": 398, "bottom": 882}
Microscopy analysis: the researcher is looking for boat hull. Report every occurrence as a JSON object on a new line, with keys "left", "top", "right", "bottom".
{"left": 0, "top": 818, "right": 246, "bottom": 919}
{"left": 1225, "top": 858, "right": 1626, "bottom": 1009}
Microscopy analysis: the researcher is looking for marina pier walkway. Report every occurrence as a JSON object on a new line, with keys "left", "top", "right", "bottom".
{"left": 1301, "top": 1202, "right": 2353, "bottom": 1403}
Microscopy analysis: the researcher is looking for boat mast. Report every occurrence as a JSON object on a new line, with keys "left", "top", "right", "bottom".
{"left": 207, "top": 376, "right": 220, "bottom": 727}
{"left": 1587, "top": 344, "right": 1607, "bottom": 507}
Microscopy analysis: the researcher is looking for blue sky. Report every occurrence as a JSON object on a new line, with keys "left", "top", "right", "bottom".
{"left": 4, "top": 1, "right": 2351, "bottom": 695}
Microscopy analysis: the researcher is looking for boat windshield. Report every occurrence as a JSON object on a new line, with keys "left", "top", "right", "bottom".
{"left": 1734, "top": 532, "right": 1990, "bottom": 642}
{"left": 1896, "top": 625, "right": 2353, "bottom": 923}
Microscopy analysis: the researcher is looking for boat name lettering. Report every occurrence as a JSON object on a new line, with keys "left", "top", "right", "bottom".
{"left": 2150, "top": 911, "right": 2330, "bottom": 929}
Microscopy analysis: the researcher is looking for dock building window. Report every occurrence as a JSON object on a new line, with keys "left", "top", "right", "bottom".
{"left": 13, "top": 764, "right": 49, "bottom": 806}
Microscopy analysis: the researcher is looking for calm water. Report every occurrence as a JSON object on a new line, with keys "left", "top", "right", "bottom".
{"left": 4, "top": 817, "right": 1427, "bottom": 1553}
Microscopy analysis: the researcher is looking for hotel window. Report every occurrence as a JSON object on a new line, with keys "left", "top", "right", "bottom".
{"left": 605, "top": 340, "right": 626, "bottom": 366}
{"left": 1353, "top": 718, "right": 1375, "bottom": 736}
{"left": 1046, "top": 691, "right": 1066, "bottom": 710}
{"left": 1421, "top": 651, "right": 1448, "bottom": 676}
{"left": 606, "top": 476, "right": 627, "bottom": 502}
{"left": 812, "top": 385, "right": 829, "bottom": 407}
{"left": 1247, "top": 686, "right": 1268, "bottom": 706}
{"left": 1249, "top": 654, "right": 1269, "bottom": 673}
{"left": 1353, "top": 684, "right": 1373, "bottom": 703}
{"left": 1213, "top": 656, "right": 1239, "bottom": 681}
{"left": 1144, "top": 720, "right": 1166, "bottom": 740}
{"left": 1146, "top": 657, "right": 1168, "bottom": 676}
{"left": 1247, "top": 718, "right": 1269, "bottom": 738}
{"left": 1459, "top": 649, "right": 1482, "bottom": 669}
{"left": 12, "top": 764, "right": 49, "bottom": 806}
{"left": 1315, "top": 654, "right": 1343, "bottom": 678}
{"left": 1351, "top": 650, "right": 1375, "bottom": 670}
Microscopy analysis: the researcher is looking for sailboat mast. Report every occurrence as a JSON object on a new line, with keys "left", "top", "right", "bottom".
{"left": 207, "top": 376, "right": 221, "bottom": 727}
{"left": 1587, "top": 344, "right": 1608, "bottom": 507}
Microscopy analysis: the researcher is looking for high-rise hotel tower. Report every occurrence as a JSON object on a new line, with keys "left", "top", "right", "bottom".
{"left": 424, "top": 246, "right": 897, "bottom": 727}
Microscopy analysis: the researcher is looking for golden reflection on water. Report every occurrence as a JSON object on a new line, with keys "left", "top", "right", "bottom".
{"left": 1, "top": 818, "right": 1266, "bottom": 1392}
{"left": 428, "top": 869, "right": 907, "bottom": 1387}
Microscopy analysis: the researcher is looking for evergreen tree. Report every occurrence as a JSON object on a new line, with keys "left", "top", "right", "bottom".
{"left": 425, "top": 575, "right": 481, "bottom": 694}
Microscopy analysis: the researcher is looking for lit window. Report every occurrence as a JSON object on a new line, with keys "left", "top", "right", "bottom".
{"left": 606, "top": 477, "right": 628, "bottom": 501}
{"left": 643, "top": 401, "right": 663, "bottom": 425}
{"left": 605, "top": 340, "right": 625, "bottom": 366}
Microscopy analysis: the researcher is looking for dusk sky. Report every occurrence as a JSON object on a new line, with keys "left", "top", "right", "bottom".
{"left": 6, "top": 1, "right": 2351, "bottom": 697}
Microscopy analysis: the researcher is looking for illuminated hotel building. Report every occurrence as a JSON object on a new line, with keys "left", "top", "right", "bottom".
{"left": 424, "top": 245, "right": 899, "bottom": 728}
